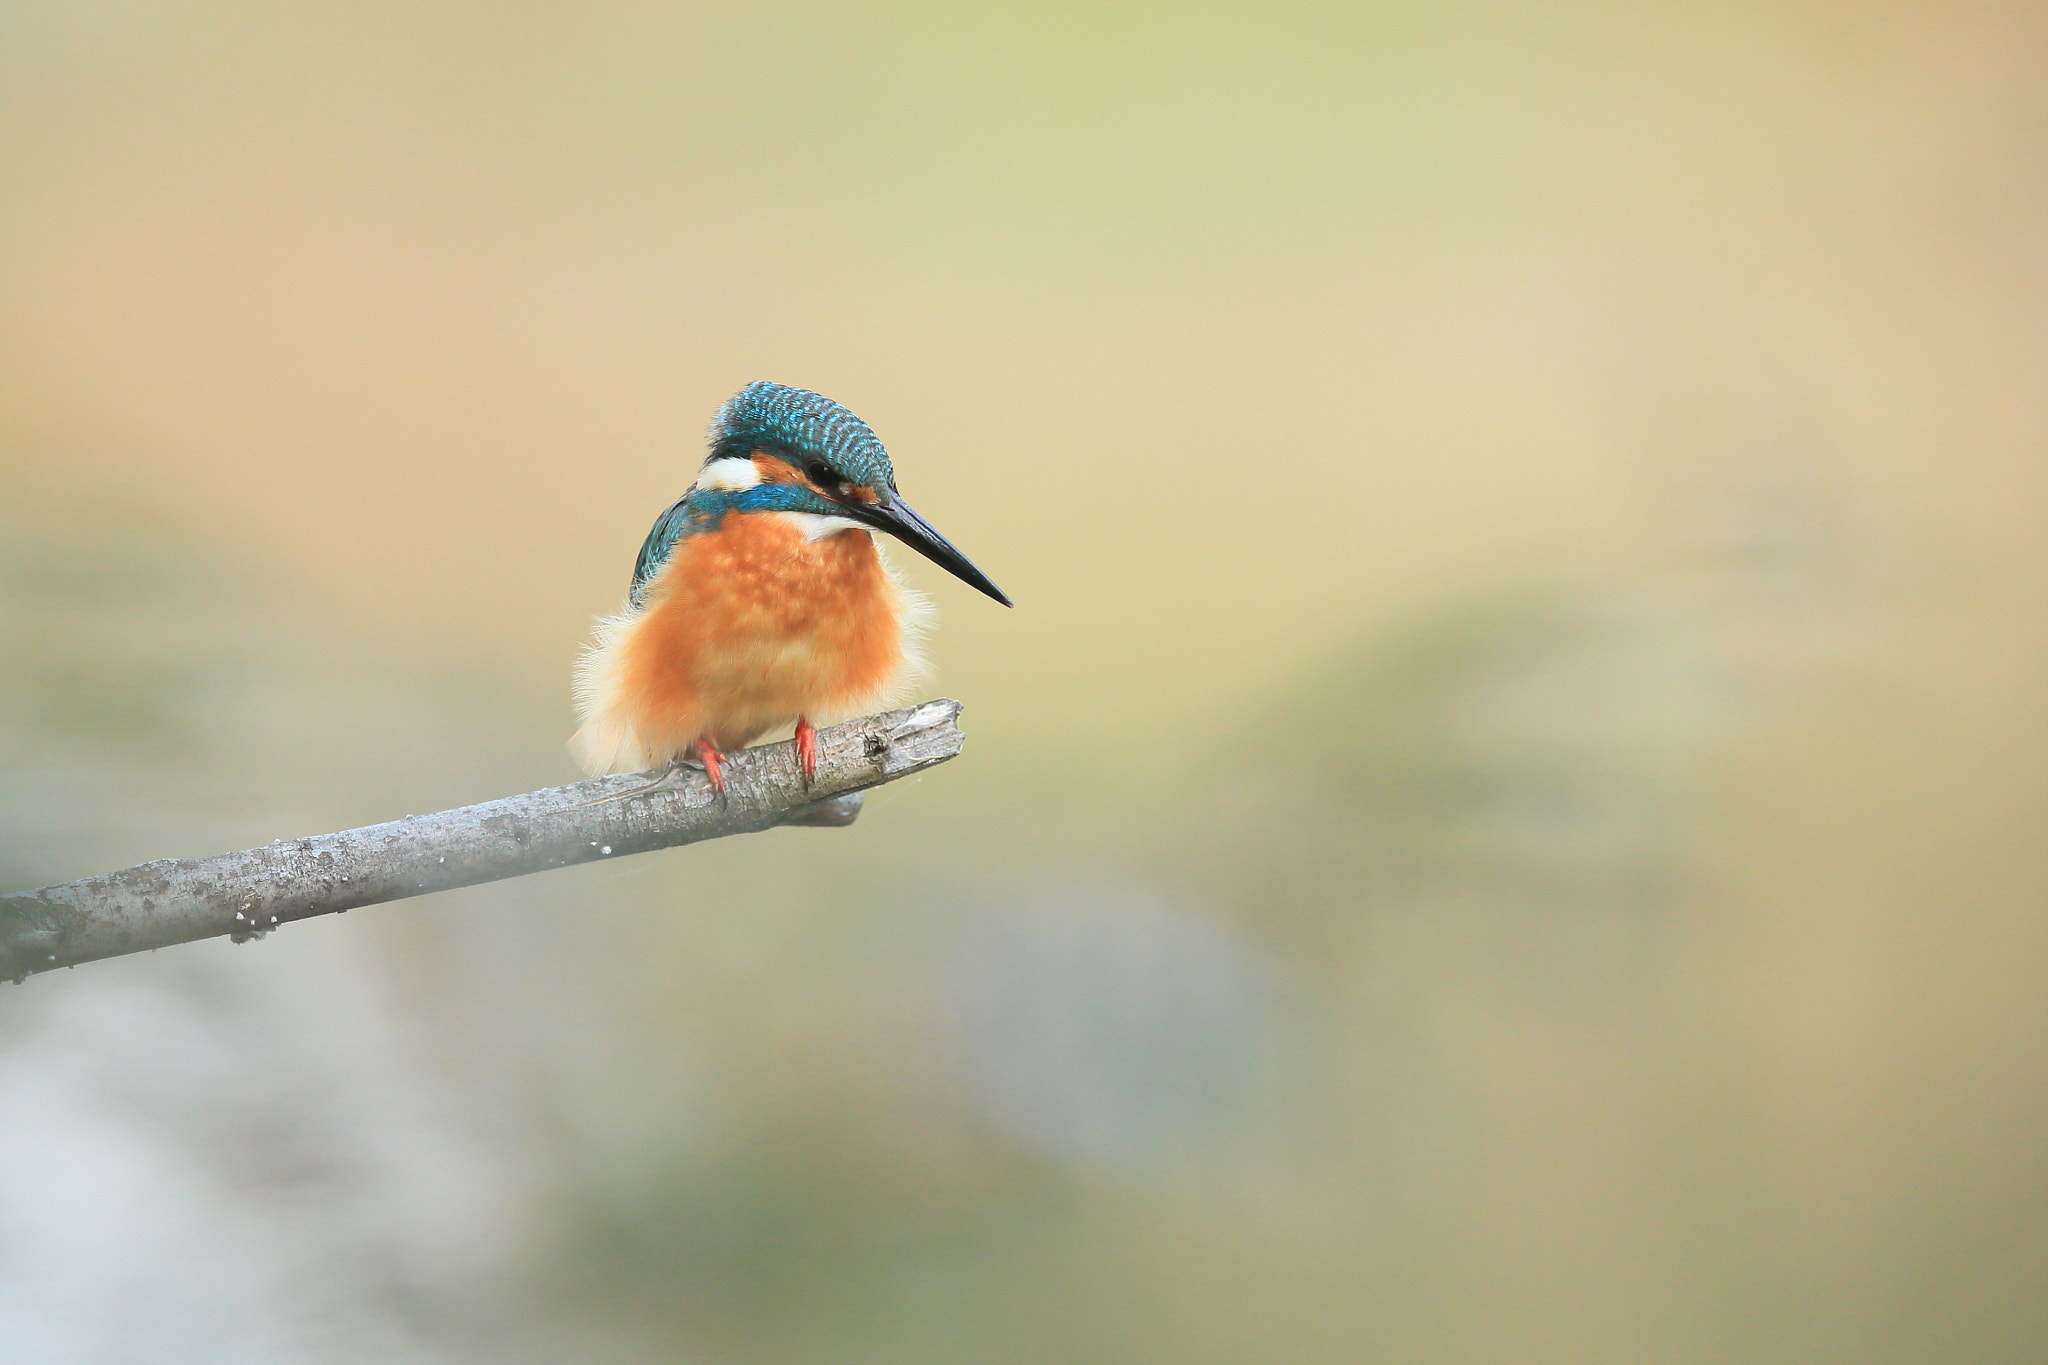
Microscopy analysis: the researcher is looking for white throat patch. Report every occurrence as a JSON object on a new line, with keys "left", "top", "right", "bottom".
{"left": 784, "top": 512, "right": 869, "bottom": 541}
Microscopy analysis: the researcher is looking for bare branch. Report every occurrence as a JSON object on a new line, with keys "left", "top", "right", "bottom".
{"left": 1, "top": 699, "right": 965, "bottom": 982}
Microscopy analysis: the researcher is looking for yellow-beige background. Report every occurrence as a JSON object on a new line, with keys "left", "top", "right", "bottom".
{"left": 1, "top": 2, "right": 2043, "bottom": 1361}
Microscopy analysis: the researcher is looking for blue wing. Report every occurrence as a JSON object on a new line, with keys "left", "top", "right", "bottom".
{"left": 630, "top": 496, "right": 700, "bottom": 606}
{"left": 627, "top": 483, "right": 822, "bottom": 605}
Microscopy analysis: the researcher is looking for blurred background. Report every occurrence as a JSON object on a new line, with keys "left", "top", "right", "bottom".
{"left": 2, "top": 2, "right": 2044, "bottom": 1361}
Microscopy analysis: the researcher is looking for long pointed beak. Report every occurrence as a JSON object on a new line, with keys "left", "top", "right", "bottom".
{"left": 847, "top": 490, "right": 1012, "bottom": 607}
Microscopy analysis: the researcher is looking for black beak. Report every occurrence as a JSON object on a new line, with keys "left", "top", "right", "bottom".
{"left": 844, "top": 489, "right": 1012, "bottom": 607}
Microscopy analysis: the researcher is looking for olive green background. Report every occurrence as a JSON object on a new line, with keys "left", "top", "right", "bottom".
{"left": 1, "top": 3, "right": 2043, "bottom": 1361}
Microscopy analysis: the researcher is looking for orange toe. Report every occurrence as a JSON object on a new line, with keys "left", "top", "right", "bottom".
{"left": 795, "top": 717, "right": 819, "bottom": 787}
{"left": 694, "top": 736, "right": 727, "bottom": 795}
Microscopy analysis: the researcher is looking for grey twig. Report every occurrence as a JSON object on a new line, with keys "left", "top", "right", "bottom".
{"left": 1, "top": 699, "right": 966, "bottom": 982}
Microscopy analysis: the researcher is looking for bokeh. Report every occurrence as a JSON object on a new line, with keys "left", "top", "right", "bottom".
{"left": 3, "top": 3, "right": 2044, "bottom": 1361}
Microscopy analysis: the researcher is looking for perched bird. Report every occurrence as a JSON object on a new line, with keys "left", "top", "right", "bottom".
{"left": 570, "top": 381, "right": 1009, "bottom": 791}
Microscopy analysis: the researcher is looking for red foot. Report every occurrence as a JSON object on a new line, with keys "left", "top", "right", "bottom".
{"left": 694, "top": 736, "right": 726, "bottom": 795}
{"left": 795, "top": 717, "right": 819, "bottom": 787}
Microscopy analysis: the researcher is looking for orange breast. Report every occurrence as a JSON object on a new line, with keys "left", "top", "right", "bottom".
{"left": 613, "top": 513, "right": 908, "bottom": 755}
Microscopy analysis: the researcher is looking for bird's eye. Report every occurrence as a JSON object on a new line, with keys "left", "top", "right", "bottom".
{"left": 807, "top": 462, "right": 838, "bottom": 489}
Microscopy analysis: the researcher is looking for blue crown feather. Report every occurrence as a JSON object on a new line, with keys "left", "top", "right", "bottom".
{"left": 708, "top": 381, "right": 896, "bottom": 490}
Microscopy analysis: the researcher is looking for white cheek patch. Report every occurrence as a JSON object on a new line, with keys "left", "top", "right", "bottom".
{"left": 696, "top": 457, "right": 761, "bottom": 492}
{"left": 784, "top": 512, "right": 869, "bottom": 541}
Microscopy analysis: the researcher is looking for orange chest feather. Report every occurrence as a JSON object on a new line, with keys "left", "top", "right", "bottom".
{"left": 648, "top": 513, "right": 894, "bottom": 636}
{"left": 627, "top": 513, "right": 905, "bottom": 719}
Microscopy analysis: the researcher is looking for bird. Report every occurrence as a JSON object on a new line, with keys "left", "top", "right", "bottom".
{"left": 569, "top": 381, "right": 1010, "bottom": 793}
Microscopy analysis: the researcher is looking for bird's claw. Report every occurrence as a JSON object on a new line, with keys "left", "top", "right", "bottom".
{"left": 694, "top": 737, "right": 728, "bottom": 798}
{"left": 795, "top": 717, "right": 819, "bottom": 789}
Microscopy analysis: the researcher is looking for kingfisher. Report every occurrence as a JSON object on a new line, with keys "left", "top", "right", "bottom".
{"left": 569, "top": 381, "right": 1010, "bottom": 792}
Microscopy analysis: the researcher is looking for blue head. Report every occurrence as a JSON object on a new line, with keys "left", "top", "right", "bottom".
{"left": 631, "top": 382, "right": 1010, "bottom": 608}
{"left": 708, "top": 381, "right": 898, "bottom": 492}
